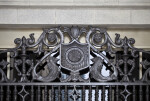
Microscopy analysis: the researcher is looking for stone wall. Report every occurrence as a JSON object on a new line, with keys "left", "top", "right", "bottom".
{"left": 0, "top": 0, "right": 150, "bottom": 26}
{"left": 0, "top": 0, "right": 150, "bottom": 48}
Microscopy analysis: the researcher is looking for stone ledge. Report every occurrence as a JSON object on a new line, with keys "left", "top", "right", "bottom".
{"left": 0, "top": 24, "right": 150, "bottom": 29}
{"left": 0, "top": 1, "right": 150, "bottom": 8}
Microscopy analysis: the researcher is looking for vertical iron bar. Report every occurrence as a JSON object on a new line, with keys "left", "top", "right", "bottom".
{"left": 132, "top": 86, "right": 136, "bottom": 101}
{"left": 31, "top": 86, "right": 34, "bottom": 101}
{"left": 116, "top": 85, "right": 119, "bottom": 101}
{"left": 38, "top": 86, "right": 41, "bottom": 101}
{"left": 48, "top": 88, "right": 50, "bottom": 101}
{"left": 102, "top": 86, "right": 105, "bottom": 101}
{"left": 45, "top": 85, "right": 47, "bottom": 101}
{"left": 13, "top": 86, "right": 17, "bottom": 101}
{"left": 82, "top": 86, "right": 85, "bottom": 101}
{"left": 139, "top": 85, "right": 142, "bottom": 101}
{"left": 58, "top": 86, "right": 61, "bottom": 101}
{"left": 95, "top": 86, "right": 98, "bottom": 101}
{"left": 122, "top": 42, "right": 129, "bottom": 82}
{"left": 109, "top": 86, "right": 112, "bottom": 101}
{"left": 65, "top": 85, "right": 68, "bottom": 101}
{"left": 0, "top": 86, "right": 3, "bottom": 101}
{"left": 20, "top": 38, "right": 28, "bottom": 82}
{"left": 51, "top": 86, "right": 54, "bottom": 101}
{"left": 89, "top": 86, "right": 92, "bottom": 101}
{"left": 146, "top": 85, "right": 149, "bottom": 101}
{"left": 6, "top": 86, "right": 10, "bottom": 101}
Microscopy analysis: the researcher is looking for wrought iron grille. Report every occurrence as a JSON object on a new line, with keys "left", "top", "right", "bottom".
{"left": 0, "top": 26, "right": 150, "bottom": 101}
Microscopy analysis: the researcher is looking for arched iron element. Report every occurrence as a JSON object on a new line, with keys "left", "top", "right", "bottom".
{"left": 86, "top": 27, "right": 119, "bottom": 81}
{"left": 32, "top": 27, "right": 64, "bottom": 82}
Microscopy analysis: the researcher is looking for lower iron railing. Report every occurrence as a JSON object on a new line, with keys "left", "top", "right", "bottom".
{"left": 0, "top": 83, "right": 149, "bottom": 101}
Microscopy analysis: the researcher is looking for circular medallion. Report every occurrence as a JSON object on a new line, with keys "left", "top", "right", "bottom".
{"left": 93, "top": 33, "right": 102, "bottom": 43}
{"left": 66, "top": 48, "right": 83, "bottom": 64}
{"left": 48, "top": 33, "right": 56, "bottom": 42}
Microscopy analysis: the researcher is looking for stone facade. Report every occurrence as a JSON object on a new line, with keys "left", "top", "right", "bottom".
{"left": 0, "top": 0, "right": 150, "bottom": 48}
{"left": 0, "top": 0, "right": 150, "bottom": 26}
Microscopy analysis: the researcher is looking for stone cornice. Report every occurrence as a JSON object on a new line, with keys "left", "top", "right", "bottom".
{"left": 0, "top": 1, "right": 150, "bottom": 8}
{"left": 0, "top": 24, "right": 150, "bottom": 29}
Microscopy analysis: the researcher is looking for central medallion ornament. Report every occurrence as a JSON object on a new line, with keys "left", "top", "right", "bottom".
{"left": 60, "top": 40, "right": 90, "bottom": 72}
{"left": 66, "top": 48, "right": 83, "bottom": 64}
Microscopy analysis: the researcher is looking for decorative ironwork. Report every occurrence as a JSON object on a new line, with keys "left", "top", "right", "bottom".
{"left": 18, "top": 86, "right": 29, "bottom": 101}
{"left": 0, "top": 26, "right": 149, "bottom": 101}
{"left": 120, "top": 85, "right": 132, "bottom": 101}
{"left": 141, "top": 60, "right": 150, "bottom": 81}
{"left": 69, "top": 86, "right": 80, "bottom": 101}
{"left": 0, "top": 60, "right": 9, "bottom": 82}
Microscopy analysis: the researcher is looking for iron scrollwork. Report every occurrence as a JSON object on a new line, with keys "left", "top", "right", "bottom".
{"left": 0, "top": 26, "right": 150, "bottom": 83}
{"left": 0, "top": 60, "right": 9, "bottom": 82}
{"left": 141, "top": 60, "right": 150, "bottom": 81}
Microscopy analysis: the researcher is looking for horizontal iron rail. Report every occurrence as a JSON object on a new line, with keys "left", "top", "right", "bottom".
{"left": 0, "top": 82, "right": 150, "bottom": 86}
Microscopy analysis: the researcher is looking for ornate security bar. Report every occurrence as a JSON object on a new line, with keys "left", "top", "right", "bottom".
{"left": 0, "top": 26, "right": 150, "bottom": 101}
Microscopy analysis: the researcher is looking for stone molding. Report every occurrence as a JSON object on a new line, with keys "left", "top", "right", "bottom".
{"left": 0, "top": 0, "right": 150, "bottom": 8}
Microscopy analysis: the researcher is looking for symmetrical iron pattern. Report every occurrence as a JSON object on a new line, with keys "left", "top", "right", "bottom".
{"left": 0, "top": 26, "right": 150, "bottom": 101}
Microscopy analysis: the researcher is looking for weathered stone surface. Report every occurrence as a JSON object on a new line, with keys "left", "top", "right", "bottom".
{"left": 0, "top": 8, "right": 150, "bottom": 26}
{"left": 131, "top": 10, "right": 150, "bottom": 24}
{"left": 55, "top": 9, "right": 94, "bottom": 24}
{"left": 94, "top": 10, "right": 130, "bottom": 24}
{"left": 17, "top": 8, "right": 55, "bottom": 24}
{"left": 0, "top": 0, "right": 150, "bottom": 28}
{"left": 0, "top": 9, "right": 17, "bottom": 24}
